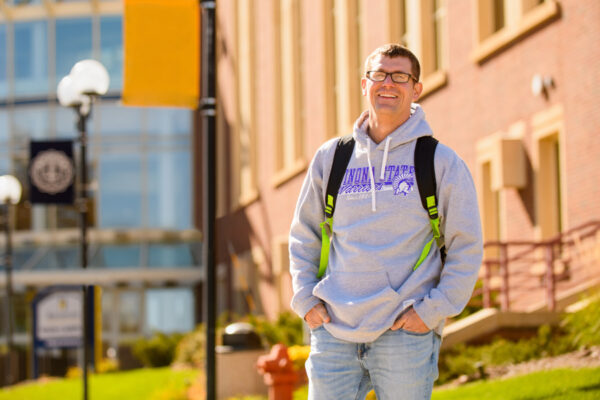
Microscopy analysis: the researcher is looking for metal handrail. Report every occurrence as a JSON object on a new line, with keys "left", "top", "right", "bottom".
{"left": 478, "top": 220, "right": 600, "bottom": 312}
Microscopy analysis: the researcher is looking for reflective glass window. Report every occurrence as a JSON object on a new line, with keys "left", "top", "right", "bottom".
{"left": 147, "top": 108, "right": 191, "bottom": 136}
{"left": 147, "top": 151, "right": 191, "bottom": 229}
{"left": 12, "top": 246, "right": 38, "bottom": 271}
{"left": 55, "top": 103, "right": 97, "bottom": 138}
{"left": 148, "top": 244, "right": 193, "bottom": 268}
{"left": 97, "top": 102, "right": 143, "bottom": 137}
{"left": 0, "top": 156, "right": 8, "bottom": 174}
{"left": 0, "top": 109, "right": 8, "bottom": 144}
{"left": 14, "top": 20, "right": 48, "bottom": 97}
{"left": 9, "top": 0, "right": 42, "bottom": 4}
{"left": 56, "top": 18, "right": 92, "bottom": 83}
{"left": 30, "top": 245, "right": 79, "bottom": 270}
{"left": 99, "top": 152, "right": 142, "bottom": 228}
{"left": 119, "top": 290, "right": 142, "bottom": 333}
{"left": 146, "top": 288, "right": 194, "bottom": 333}
{"left": 0, "top": 25, "right": 7, "bottom": 98}
{"left": 90, "top": 245, "right": 141, "bottom": 268}
{"left": 101, "top": 290, "right": 114, "bottom": 332}
{"left": 13, "top": 105, "right": 50, "bottom": 140}
{"left": 100, "top": 16, "right": 123, "bottom": 91}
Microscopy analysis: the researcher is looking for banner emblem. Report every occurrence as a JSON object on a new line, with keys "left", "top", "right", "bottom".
{"left": 29, "top": 140, "right": 75, "bottom": 204}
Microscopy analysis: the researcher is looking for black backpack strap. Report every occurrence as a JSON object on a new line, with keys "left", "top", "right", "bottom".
{"left": 318, "top": 135, "right": 355, "bottom": 278}
{"left": 414, "top": 136, "right": 446, "bottom": 267}
{"left": 414, "top": 136, "right": 439, "bottom": 213}
{"left": 325, "top": 135, "right": 355, "bottom": 217}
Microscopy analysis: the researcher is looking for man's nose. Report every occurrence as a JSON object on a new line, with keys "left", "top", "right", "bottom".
{"left": 382, "top": 73, "right": 395, "bottom": 84}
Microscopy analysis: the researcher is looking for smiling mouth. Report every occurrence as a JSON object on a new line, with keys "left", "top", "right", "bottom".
{"left": 378, "top": 94, "right": 398, "bottom": 99}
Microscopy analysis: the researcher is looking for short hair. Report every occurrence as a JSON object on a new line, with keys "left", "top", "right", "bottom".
{"left": 364, "top": 44, "right": 421, "bottom": 82}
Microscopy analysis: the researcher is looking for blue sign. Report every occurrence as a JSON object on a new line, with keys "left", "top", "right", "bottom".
{"left": 32, "top": 285, "right": 95, "bottom": 378}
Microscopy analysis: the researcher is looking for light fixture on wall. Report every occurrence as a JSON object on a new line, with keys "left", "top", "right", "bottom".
{"left": 531, "top": 74, "right": 555, "bottom": 99}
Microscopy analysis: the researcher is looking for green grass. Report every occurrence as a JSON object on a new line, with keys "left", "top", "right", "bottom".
{"left": 290, "top": 367, "right": 600, "bottom": 400}
{"left": 432, "top": 367, "right": 600, "bottom": 400}
{"left": 0, "top": 367, "right": 199, "bottom": 400}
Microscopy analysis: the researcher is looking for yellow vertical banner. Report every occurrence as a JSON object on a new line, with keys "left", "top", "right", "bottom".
{"left": 122, "top": 0, "right": 200, "bottom": 108}
{"left": 94, "top": 286, "right": 103, "bottom": 372}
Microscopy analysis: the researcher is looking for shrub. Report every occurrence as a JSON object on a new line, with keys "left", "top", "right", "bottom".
{"left": 133, "top": 332, "right": 184, "bottom": 368}
{"left": 438, "top": 324, "right": 569, "bottom": 384}
{"left": 287, "top": 345, "right": 310, "bottom": 371}
{"left": 249, "top": 311, "right": 304, "bottom": 347}
{"left": 96, "top": 357, "right": 120, "bottom": 374}
{"left": 65, "top": 366, "right": 82, "bottom": 379}
{"left": 438, "top": 294, "right": 600, "bottom": 384}
{"left": 561, "top": 294, "right": 600, "bottom": 348}
{"left": 174, "top": 324, "right": 206, "bottom": 367}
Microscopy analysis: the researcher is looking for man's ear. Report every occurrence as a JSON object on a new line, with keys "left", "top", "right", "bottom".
{"left": 412, "top": 81, "right": 423, "bottom": 101}
{"left": 361, "top": 78, "right": 367, "bottom": 96}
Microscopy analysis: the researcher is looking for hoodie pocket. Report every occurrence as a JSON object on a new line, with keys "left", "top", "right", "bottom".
{"left": 313, "top": 269, "right": 402, "bottom": 329}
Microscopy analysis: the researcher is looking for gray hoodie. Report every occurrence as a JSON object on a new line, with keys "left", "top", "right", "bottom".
{"left": 289, "top": 104, "right": 483, "bottom": 343}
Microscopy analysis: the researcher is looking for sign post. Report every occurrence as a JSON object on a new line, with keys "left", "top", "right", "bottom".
{"left": 31, "top": 286, "right": 97, "bottom": 379}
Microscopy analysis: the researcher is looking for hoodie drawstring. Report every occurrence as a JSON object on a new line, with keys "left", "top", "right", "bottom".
{"left": 380, "top": 137, "right": 391, "bottom": 180}
{"left": 366, "top": 136, "right": 392, "bottom": 213}
{"left": 366, "top": 140, "right": 377, "bottom": 212}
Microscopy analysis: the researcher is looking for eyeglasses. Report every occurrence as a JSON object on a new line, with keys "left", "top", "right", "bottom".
{"left": 365, "top": 70, "right": 417, "bottom": 84}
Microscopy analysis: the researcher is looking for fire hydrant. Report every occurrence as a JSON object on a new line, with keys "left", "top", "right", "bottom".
{"left": 256, "top": 344, "right": 298, "bottom": 400}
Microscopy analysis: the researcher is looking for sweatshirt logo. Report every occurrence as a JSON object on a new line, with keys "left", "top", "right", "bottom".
{"left": 393, "top": 172, "right": 414, "bottom": 196}
{"left": 339, "top": 165, "right": 415, "bottom": 196}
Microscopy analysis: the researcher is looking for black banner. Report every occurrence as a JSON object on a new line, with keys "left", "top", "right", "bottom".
{"left": 29, "top": 140, "right": 75, "bottom": 204}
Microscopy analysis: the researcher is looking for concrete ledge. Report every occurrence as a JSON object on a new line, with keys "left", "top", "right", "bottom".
{"left": 441, "top": 309, "right": 560, "bottom": 349}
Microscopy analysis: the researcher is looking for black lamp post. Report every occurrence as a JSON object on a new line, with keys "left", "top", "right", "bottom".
{"left": 57, "top": 59, "right": 109, "bottom": 400}
{"left": 0, "top": 174, "right": 22, "bottom": 387}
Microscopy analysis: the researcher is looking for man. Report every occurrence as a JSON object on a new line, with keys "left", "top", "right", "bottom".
{"left": 289, "top": 44, "right": 483, "bottom": 399}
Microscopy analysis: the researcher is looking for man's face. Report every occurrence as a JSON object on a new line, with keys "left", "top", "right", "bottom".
{"left": 361, "top": 55, "right": 423, "bottom": 119}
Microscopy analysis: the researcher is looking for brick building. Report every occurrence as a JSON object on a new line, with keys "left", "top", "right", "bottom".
{"left": 213, "top": 0, "right": 599, "bottom": 319}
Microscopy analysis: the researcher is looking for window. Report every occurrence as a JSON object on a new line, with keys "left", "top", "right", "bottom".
{"left": 100, "top": 16, "right": 123, "bottom": 91}
{"left": 96, "top": 103, "right": 144, "bottom": 137}
{"left": 98, "top": 151, "right": 143, "bottom": 228}
{"left": 231, "top": 0, "right": 258, "bottom": 205}
{"left": 476, "top": 127, "right": 527, "bottom": 247}
{"left": 118, "top": 290, "right": 142, "bottom": 334}
{"left": 0, "top": 109, "right": 8, "bottom": 145}
{"left": 272, "top": 0, "right": 306, "bottom": 186}
{"left": 322, "top": 0, "right": 337, "bottom": 140}
{"left": 272, "top": 236, "right": 293, "bottom": 313}
{"left": 146, "top": 108, "right": 190, "bottom": 137}
{"left": 147, "top": 151, "right": 191, "bottom": 229}
{"left": 90, "top": 245, "right": 141, "bottom": 268}
{"left": 333, "top": 0, "right": 360, "bottom": 139}
{"left": 476, "top": 136, "right": 503, "bottom": 256}
{"left": 388, "top": 0, "right": 448, "bottom": 97}
{"left": 472, "top": 0, "right": 559, "bottom": 62}
{"left": 145, "top": 288, "right": 194, "bottom": 333}
{"left": 148, "top": 244, "right": 194, "bottom": 268}
{"left": 0, "top": 25, "right": 7, "bottom": 99}
{"left": 13, "top": 104, "right": 50, "bottom": 140}
{"left": 56, "top": 18, "right": 92, "bottom": 83}
{"left": 532, "top": 105, "right": 565, "bottom": 240}
{"left": 14, "top": 20, "right": 48, "bottom": 97}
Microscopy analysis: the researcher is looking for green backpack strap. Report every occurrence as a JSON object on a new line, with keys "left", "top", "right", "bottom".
{"left": 318, "top": 135, "right": 355, "bottom": 278}
{"left": 413, "top": 135, "right": 446, "bottom": 270}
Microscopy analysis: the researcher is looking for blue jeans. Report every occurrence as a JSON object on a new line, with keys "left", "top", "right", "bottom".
{"left": 306, "top": 326, "right": 441, "bottom": 400}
